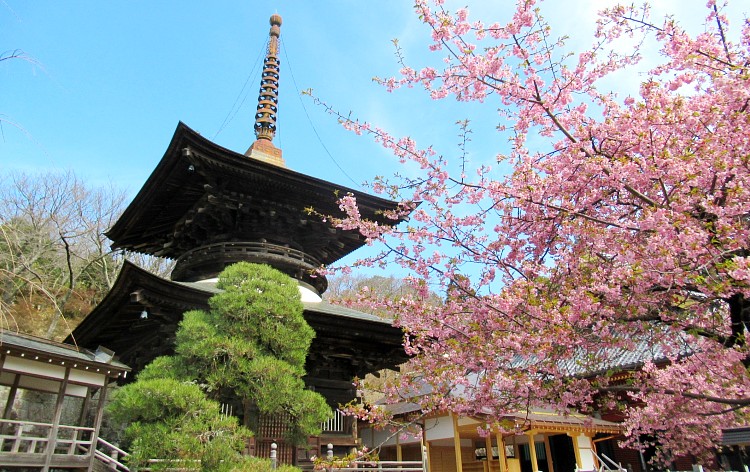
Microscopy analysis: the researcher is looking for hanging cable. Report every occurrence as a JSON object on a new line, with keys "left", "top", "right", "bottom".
{"left": 213, "top": 38, "right": 267, "bottom": 139}
{"left": 280, "top": 38, "right": 362, "bottom": 190}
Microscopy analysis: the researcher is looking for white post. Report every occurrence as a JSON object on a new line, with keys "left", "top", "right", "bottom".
{"left": 271, "top": 442, "right": 278, "bottom": 469}
{"left": 328, "top": 443, "right": 334, "bottom": 459}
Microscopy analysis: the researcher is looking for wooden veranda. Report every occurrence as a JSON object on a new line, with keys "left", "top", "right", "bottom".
{"left": 0, "top": 330, "right": 130, "bottom": 471}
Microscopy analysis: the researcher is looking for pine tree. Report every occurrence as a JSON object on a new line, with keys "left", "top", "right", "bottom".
{"left": 109, "top": 262, "right": 331, "bottom": 467}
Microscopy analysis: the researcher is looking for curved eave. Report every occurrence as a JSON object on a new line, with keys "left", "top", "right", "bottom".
{"left": 106, "top": 122, "right": 407, "bottom": 264}
{"left": 106, "top": 123, "right": 204, "bottom": 248}
{"left": 497, "top": 411, "right": 623, "bottom": 435}
{"left": 66, "top": 260, "right": 212, "bottom": 349}
{"left": 68, "top": 261, "right": 407, "bottom": 374}
{"left": 303, "top": 301, "right": 407, "bottom": 355}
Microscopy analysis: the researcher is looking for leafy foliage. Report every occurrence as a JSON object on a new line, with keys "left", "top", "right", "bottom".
{"left": 108, "top": 378, "right": 251, "bottom": 471}
{"left": 212, "top": 263, "right": 315, "bottom": 369}
{"left": 230, "top": 456, "right": 302, "bottom": 472}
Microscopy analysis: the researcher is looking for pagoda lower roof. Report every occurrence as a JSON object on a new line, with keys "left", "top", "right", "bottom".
{"left": 66, "top": 261, "right": 408, "bottom": 378}
{"left": 107, "top": 122, "right": 405, "bottom": 265}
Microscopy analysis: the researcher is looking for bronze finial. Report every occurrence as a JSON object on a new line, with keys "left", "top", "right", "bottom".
{"left": 254, "top": 14, "right": 282, "bottom": 143}
{"left": 246, "top": 14, "right": 285, "bottom": 167}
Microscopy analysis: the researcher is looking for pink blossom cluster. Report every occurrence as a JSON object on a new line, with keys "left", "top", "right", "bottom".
{"left": 321, "top": 0, "right": 750, "bottom": 462}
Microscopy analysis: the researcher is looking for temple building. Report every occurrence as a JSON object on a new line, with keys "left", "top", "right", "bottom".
{"left": 66, "top": 14, "right": 409, "bottom": 465}
{"left": 361, "top": 403, "right": 624, "bottom": 472}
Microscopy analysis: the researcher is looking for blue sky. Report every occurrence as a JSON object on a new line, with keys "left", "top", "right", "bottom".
{"left": 5, "top": 1, "right": 745, "bottom": 189}
{"left": 3, "top": 1, "right": 463, "bottom": 193}
{"left": 3, "top": 1, "right": 747, "bottom": 273}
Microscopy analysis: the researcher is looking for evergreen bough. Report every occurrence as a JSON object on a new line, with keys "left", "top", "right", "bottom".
{"left": 108, "top": 262, "right": 331, "bottom": 468}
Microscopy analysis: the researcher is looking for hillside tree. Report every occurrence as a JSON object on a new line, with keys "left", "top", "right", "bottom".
{"left": 326, "top": 272, "right": 441, "bottom": 317}
{"left": 0, "top": 171, "right": 127, "bottom": 339}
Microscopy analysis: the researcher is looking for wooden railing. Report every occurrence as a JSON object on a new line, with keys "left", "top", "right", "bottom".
{"left": 94, "top": 437, "right": 130, "bottom": 471}
{"left": 0, "top": 419, "right": 131, "bottom": 471}
{"left": 326, "top": 460, "right": 426, "bottom": 472}
{"left": 592, "top": 451, "right": 627, "bottom": 472}
{"left": 0, "top": 419, "right": 93, "bottom": 455}
{"left": 172, "top": 241, "right": 323, "bottom": 282}
{"left": 318, "top": 444, "right": 427, "bottom": 472}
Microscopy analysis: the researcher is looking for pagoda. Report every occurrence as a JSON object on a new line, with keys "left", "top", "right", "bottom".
{"left": 67, "top": 14, "right": 409, "bottom": 464}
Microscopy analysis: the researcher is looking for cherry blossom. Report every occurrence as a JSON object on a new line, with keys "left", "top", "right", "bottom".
{"left": 320, "top": 0, "right": 750, "bottom": 462}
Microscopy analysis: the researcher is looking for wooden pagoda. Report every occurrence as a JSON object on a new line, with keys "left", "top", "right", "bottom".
{"left": 67, "top": 14, "right": 409, "bottom": 465}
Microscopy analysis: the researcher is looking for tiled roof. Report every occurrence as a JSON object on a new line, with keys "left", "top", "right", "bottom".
{"left": 722, "top": 426, "right": 750, "bottom": 446}
{"left": 302, "top": 300, "right": 393, "bottom": 325}
{"left": 175, "top": 279, "right": 394, "bottom": 326}
{"left": 554, "top": 336, "right": 693, "bottom": 378}
{"left": 1, "top": 330, "right": 130, "bottom": 371}
{"left": 506, "top": 408, "right": 621, "bottom": 431}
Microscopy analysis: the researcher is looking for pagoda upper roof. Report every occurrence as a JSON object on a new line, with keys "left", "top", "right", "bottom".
{"left": 107, "top": 122, "right": 404, "bottom": 265}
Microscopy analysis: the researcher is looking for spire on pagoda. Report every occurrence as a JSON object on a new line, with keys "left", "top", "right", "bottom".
{"left": 245, "top": 13, "right": 286, "bottom": 167}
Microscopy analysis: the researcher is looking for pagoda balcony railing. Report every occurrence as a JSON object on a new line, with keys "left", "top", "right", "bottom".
{"left": 321, "top": 409, "right": 353, "bottom": 435}
{"left": 172, "top": 241, "right": 326, "bottom": 290}
{"left": 175, "top": 241, "right": 322, "bottom": 269}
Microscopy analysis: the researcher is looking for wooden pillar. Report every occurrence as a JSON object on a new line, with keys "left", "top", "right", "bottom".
{"left": 396, "top": 431, "right": 403, "bottom": 461}
{"left": 568, "top": 433, "right": 582, "bottom": 471}
{"left": 2, "top": 373, "right": 20, "bottom": 419}
{"left": 496, "top": 433, "right": 508, "bottom": 472}
{"left": 74, "top": 388, "right": 93, "bottom": 455}
{"left": 527, "top": 432, "right": 539, "bottom": 472}
{"left": 87, "top": 382, "right": 111, "bottom": 472}
{"left": 590, "top": 434, "right": 600, "bottom": 470}
{"left": 486, "top": 433, "right": 494, "bottom": 472}
{"left": 78, "top": 388, "right": 93, "bottom": 427}
{"left": 453, "top": 414, "right": 464, "bottom": 472}
{"left": 544, "top": 434, "right": 554, "bottom": 472}
{"left": 423, "top": 437, "right": 431, "bottom": 472}
{"left": 43, "top": 366, "right": 71, "bottom": 472}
